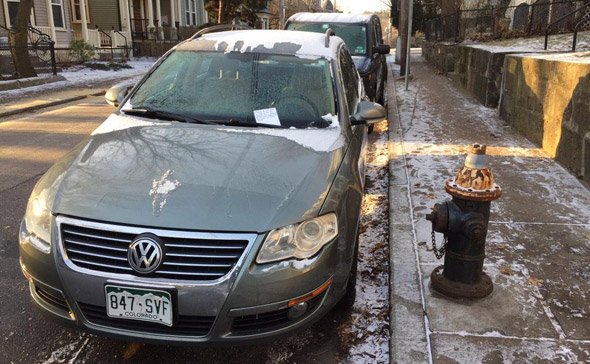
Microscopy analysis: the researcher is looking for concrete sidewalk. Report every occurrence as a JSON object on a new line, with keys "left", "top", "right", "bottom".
{"left": 388, "top": 54, "right": 590, "bottom": 363}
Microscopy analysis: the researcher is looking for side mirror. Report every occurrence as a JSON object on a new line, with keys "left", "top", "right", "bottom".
{"left": 351, "top": 101, "right": 387, "bottom": 125}
{"left": 105, "top": 82, "right": 134, "bottom": 107}
{"left": 373, "top": 44, "right": 391, "bottom": 55}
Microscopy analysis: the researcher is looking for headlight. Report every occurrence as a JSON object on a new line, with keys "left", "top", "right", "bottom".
{"left": 256, "top": 213, "right": 338, "bottom": 264}
{"left": 22, "top": 193, "right": 52, "bottom": 253}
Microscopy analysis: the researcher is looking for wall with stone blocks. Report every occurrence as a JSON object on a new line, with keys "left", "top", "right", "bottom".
{"left": 422, "top": 42, "right": 457, "bottom": 73}
{"left": 500, "top": 54, "right": 590, "bottom": 182}
{"left": 422, "top": 41, "right": 528, "bottom": 108}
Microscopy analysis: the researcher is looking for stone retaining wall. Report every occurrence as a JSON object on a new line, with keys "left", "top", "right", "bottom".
{"left": 422, "top": 42, "right": 457, "bottom": 73}
{"left": 422, "top": 41, "right": 532, "bottom": 108}
{"left": 500, "top": 53, "right": 590, "bottom": 182}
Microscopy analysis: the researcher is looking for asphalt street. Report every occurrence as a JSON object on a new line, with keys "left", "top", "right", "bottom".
{"left": 0, "top": 96, "right": 387, "bottom": 363}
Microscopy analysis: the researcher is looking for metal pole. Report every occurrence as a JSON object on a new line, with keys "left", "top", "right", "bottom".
{"left": 404, "top": 0, "right": 413, "bottom": 91}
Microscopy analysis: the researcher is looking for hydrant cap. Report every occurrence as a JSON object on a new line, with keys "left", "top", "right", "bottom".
{"left": 446, "top": 144, "right": 502, "bottom": 201}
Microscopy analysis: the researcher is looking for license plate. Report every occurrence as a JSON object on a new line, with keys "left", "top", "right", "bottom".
{"left": 105, "top": 285, "right": 173, "bottom": 326}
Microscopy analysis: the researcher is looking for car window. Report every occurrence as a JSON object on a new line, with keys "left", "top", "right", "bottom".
{"left": 286, "top": 22, "right": 368, "bottom": 56}
{"left": 338, "top": 48, "right": 360, "bottom": 114}
{"left": 375, "top": 18, "right": 383, "bottom": 43}
{"left": 371, "top": 19, "right": 379, "bottom": 47}
{"left": 128, "top": 51, "right": 337, "bottom": 128}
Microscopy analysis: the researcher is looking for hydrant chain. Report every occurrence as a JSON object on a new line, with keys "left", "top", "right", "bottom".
{"left": 431, "top": 230, "right": 447, "bottom": 259}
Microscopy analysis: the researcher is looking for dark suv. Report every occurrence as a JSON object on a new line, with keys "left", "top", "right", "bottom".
{"left": 286, "top": 13, "right": 390, "bottom": 106}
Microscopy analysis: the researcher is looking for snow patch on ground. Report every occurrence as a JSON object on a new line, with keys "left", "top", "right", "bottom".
{"left": 465, "top": 31, "right": 590, "bottom": 52}
{"left": 41, "top": 334, "right": 89, "bottom": 364}
{"left": 511, "top": 51, "right": 590, "bottom": 64}
{"left": 0, "top": 59, "right": 154, "bottom": 99}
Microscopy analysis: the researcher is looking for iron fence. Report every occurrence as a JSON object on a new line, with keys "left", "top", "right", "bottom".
{"left": 425, "top": 0, "right": 588, "bottom": 43}
{"left": 0, "top": 42, "right": 56, "bottom": 80}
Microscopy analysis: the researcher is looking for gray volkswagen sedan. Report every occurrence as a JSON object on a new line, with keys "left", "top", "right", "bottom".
{"left": 19, "top": 29, "right": 385, "bottom": 343}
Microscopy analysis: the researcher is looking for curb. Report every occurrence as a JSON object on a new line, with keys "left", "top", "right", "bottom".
{"left": 0, "top": 74, "right": 66, "bottom": 92}
{"left": 0, "top": 90, "right": 105, "bottom": 119}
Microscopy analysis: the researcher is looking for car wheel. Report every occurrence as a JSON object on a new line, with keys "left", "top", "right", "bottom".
{"left": 335, "top": 235, "right": 359, "bottom": 310}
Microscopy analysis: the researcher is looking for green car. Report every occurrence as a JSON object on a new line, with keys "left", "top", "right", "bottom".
{"left": 19, "top": 28, "right": 386, "bottom": 343}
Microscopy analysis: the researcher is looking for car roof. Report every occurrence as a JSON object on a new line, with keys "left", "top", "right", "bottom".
{"left": 175, "top": 29, "right": 344, "bottom": 60}
{"left": 287, "top": 12, "right": 374, "bottom": 25}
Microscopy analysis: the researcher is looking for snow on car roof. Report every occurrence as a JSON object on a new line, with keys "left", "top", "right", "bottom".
{"left": 176, "top": 30, "right": 344, "bottom": 60}
{"left": 287, "top": 12, "right": 373, "bottom": 24}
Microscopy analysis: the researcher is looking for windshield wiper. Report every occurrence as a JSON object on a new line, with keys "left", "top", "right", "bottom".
{"left": 121, "top": 108, "right": 217, "bottom": 125}
{"left": 214, "top": 119, "right": 286, "bottom": 129}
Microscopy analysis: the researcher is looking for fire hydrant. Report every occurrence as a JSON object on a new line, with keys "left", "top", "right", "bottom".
{"left": 426, "top": 144, "right": 501, "bottom": 299}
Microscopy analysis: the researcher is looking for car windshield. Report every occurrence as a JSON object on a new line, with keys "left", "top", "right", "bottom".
{"left": 286, "top": 23, "right": 367, "bottom": 55}
{"left": 127, "top": 51, "right": 337, "bottom": 129}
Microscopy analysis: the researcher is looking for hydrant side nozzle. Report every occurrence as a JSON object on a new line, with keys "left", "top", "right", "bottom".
{"left": 427, "top": 202, "right": 449, "bottom": 233}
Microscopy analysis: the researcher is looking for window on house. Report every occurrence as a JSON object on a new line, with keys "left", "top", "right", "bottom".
{"left": 70, "top": 0, "right": 90, "bottom": 23}
{"left": 6, "top": 0, "right": 19, "bottom": 27}
{"left": 51, "top": 0, "right": 65, "bottom": 28}
{"left": 6, "top": 0, "right": 36, "bottom": 28}
{"left": 185, "top": 0, "right": 196, "bottom": 25}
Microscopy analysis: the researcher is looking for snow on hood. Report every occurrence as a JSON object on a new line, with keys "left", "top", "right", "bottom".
{"left": 92, "top": 113, "right": 171, "bottom": 135}
{"left": 221, "top": 126, "right": 344, "bottom": 152}
{"left": 149, "top": 169, "right": 181, "bottom": 216}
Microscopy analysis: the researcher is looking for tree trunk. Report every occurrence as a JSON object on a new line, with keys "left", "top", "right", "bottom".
{"left": 9, "top": 0, "right": 36, "bottom": 78}
{"left": 218, "top": 0, "right": 223, "bottom": 23}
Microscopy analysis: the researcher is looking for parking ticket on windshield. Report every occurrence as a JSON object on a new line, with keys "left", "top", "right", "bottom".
{"left": 254, "top": 108, "right": 281, "bottom": 126}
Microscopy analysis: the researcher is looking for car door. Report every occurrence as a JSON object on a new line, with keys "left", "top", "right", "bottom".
{"left": 371, "top": 17, "right": 386, "bottom": 104}
{"left": 338, "top": 46, "right": 368, "bottom": 188}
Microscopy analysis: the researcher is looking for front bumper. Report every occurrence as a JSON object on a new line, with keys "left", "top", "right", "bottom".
{"left": 19, "top": 216, "right": 345, "bottom": 343}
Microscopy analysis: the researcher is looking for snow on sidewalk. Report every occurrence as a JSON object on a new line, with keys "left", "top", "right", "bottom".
{"left": 389, "top": 53, "right": 590, "bottom": 363}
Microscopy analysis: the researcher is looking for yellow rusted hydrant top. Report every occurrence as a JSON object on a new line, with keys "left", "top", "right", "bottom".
{"left": 445, "top": 144, "right": 502, "bottom": 202}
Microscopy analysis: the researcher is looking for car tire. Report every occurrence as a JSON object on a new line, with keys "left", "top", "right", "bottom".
{"left": 335, "top": 235, "right": 359, "bottom": 310}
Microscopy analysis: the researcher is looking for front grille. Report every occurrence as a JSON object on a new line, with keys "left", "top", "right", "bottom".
{"left": 78, "top": 302, "right": 215, "bottom": 336}
{"left": 232, "top": 292, "right": 326, "bottom": 335}
{"left": 61, "top": 222, "right": 251, "bottom": 281}
{"left": 34, "top": 285, "right": 70, "bottom": 312}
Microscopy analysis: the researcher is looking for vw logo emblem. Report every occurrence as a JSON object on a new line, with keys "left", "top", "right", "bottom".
{"left": 128, "top": 235, "right": 163, "bottom": 274}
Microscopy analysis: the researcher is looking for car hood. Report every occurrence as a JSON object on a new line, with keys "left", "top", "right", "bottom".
{"left": 352, "top": 55, "right": 371, "bottom": 75}
{"left": 50, "top": 114, "right": 346, "bottom": 233}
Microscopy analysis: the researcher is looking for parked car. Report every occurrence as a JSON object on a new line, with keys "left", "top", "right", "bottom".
{"left": 285, "top": 13, "right": 391, "bottom": 106}
{"left": 19, "top": 29, "right": 385, "bottom": 344}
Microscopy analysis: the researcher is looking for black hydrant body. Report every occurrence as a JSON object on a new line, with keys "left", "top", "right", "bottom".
{"left": 426, "top": 144, "right": 501, "bottom": 299}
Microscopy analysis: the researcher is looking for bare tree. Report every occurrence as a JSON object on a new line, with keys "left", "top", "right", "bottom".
{"left": 9, "top": 0, "right": 36, "bottom": 78}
